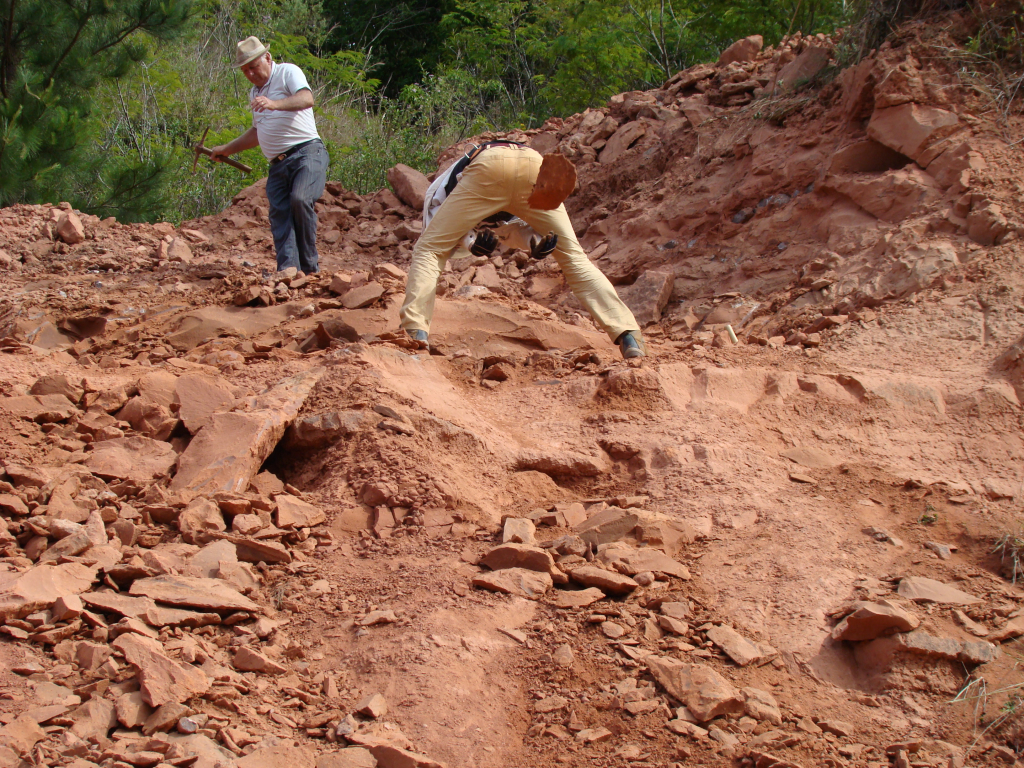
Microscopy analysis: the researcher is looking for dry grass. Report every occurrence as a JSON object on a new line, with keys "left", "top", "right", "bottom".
{"left": 994, "top": 528, "right": 1024, "bottom": 583}
{"left": 746, "top": 93, "right": 816, "bottom": 125}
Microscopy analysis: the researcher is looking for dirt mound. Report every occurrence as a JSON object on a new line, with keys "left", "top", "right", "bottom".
{"left": 3, "top": 9, "right": 1024, "bottom": 768}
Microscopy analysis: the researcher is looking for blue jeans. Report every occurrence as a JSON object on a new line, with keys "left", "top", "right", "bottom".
{"left": 265, "top": 140, "right": 328, "bottom": 273}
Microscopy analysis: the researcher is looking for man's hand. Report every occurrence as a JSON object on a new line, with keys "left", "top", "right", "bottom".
{"left": 470, "top": 229, "right": 498, "bottom": 257}
{"left": 529, "top": 232, "right": 558, "bottom": 260}
{"left": 250, "top": 95, "right": 276, "bottom": 112}
{"left": 207, "top": 128, "right": 259, "bottom": 160}
{"left": 251, "top": 91, "right": 313, "bottom": 113}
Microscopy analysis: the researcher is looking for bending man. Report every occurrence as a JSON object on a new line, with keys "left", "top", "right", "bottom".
{"left": 400, "top": 142, "right": 645, "bottom": 359}
{"left": 211, "top": 36, "right": 328, "bottom": 274}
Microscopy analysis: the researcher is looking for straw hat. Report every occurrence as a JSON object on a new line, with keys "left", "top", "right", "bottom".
{"left": 233, "top": 36, "right": 269, "bottom": 68}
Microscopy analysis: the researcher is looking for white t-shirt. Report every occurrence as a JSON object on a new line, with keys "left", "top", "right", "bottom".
{"left": 423, "top": 158, "right": 536, "bottom": 255}
{"left": 250, "top": 62, "right": 320, "bottom": 158}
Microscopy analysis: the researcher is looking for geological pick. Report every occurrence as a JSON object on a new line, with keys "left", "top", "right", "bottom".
{"left": 191, "top": 127, "right": 252, "bottom": 174}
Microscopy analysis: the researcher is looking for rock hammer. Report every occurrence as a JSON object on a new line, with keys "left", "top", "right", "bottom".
{"left": 192, "top": 127, "right": 252, "bottom": 174}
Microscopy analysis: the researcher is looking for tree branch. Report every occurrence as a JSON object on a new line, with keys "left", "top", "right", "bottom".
{"left": 44, "top": 0, "right": 91, "bottom": 89}
{"left": 91, "top": 20, "right": 146, "bottom": 56}
{"left": 1, "top": 0, "right": 18, "bottom": 98}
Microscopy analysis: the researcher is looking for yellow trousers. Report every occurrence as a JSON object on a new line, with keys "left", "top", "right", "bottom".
{"left": 399, "top": 145, "right": 640, "bottom": 343}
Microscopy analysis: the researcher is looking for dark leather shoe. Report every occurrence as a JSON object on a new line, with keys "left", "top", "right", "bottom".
{"left": 407, "top": 329, "right": 429, "bottom": 349}
{"left": 618, "top": 331, "right": 645, "bottom": 359}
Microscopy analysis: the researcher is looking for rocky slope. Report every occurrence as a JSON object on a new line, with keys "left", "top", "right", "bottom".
{"left": 2, "top": 9, "right": 1024, "bottom": 768}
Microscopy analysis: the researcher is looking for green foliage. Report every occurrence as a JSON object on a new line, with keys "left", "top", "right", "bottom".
{"left": 433, "top": 0, "right": 855, "bottom": 123}
{"left": 0, "top": 77, "right": 80, "bottom": 207}
{"left": 531, "top": 0, "right": 653, "bottom": 115}
{"left": 324, "top": 66, "right": 499, "bottom": 195}
{"left": 399, "top": 66, "right": 503, "bottom": 138}
{"left": 63, "top": 150, "right": 173, "bottom": 223}
{"left": 620, "top": 0, "right": 706, "bottom": 82}
{"left": 0, "top": 0, "right": 192, "bottom": 214}
{"left": 85, "top": 12, "right": 388, "bottom": 222}
{"left": 918, "top": 502, "right": 939, "bottom": 525}
{"left": 271, "top": 33, "right": 380, "bottom": 99}
{"left": 90, "top": 22, "right": 264, "bottom": 223}
{"left": 190, "top": 0, "right": 330, "bottom": 48}
{"left": 440, "top": 0, "right": 541, "bottom": 115}
{"left": 695, "top": 0, "right": 847, "bottom": 49}
{"left": 962, "top": 0, "right": 1024, "bottom": 70}
{"left": 319, "top": 0, "right": 445, "bottom": 97}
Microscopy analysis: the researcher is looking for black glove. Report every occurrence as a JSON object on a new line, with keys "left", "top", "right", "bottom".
{"left": 470, "top": 229, "right": 498, "bottom": 257}
{"left": 529, "top": 232, "right": 558, "bottom": 260}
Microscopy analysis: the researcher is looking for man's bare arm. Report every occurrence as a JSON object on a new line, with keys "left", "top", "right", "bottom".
{"left": 251, "top": 88, "right": 314, "bottom": 113}
{"left": 210, "top": 127, "right": 260, "bottom": 159}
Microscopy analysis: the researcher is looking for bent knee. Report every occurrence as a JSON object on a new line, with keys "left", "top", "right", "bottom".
{"left": 290, "top": 195, "right": 316, "bottom": 212}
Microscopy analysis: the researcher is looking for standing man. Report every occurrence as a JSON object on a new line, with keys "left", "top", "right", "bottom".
{"left": 400, "top": 143, "right": 646, "bottom": 358}
{"left": 211, "top": 36, "right": 328, "bottom": 274}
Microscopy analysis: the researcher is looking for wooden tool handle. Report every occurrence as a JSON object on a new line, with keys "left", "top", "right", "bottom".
{"left": 197, "top": 146, "right": 252, "bottom": 174}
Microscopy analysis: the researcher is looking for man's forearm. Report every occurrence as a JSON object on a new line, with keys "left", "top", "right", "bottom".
{"left": 220, "top": 127, "right": 260, "bottom": 155}
{"left": 269, "top": 89, "right": 314, "bottom": 111}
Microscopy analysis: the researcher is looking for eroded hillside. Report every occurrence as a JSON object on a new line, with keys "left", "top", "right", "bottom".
{"left": 2, "top": 12, "right": 1024, "bottom": 768}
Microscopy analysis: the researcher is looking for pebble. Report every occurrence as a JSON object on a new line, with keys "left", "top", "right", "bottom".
{"left": 952, "top": 609, "right": 989, "bottom": 637}
{"left": 498, "top": 627, "right": 528, "bottom": 644}
{"left": 357, "top": 610, "right": 398, "bottom": 626}
{"left": 535, "top": 696, "right": 568, "bottom": 713}
{"left": 634, "top": 571, "right": 655, "bottom": 586}
{"left": 356, "top": 692, "right": 387, "bottom": 719}
{"left": 575, "top": 727, "right": 613, "bottom": 743}
{"left": 924, "top": 541, "right": 953, "bottom": 559}
{"left": 797, "top": 716, "right": 822, "bottom": 734}
{"left": 553, "top": 644, "right": 575, "bottom": 668}
{"left": 624, "top": 700, "right": 661, "bottom": 715}
{"left": 658, "top": 616, "right": 689, "bottom": 635}
{"left": 819, "top": 719, "right": 854, "bottom": 738}
{"left": 708, "top": 725, "right": 739, "bottom": 746}
{"left": 601, "top": 622, "right": 626, "bottom": 639}
{"left": 502, "top": 517, "right": 537, "bottom": 545}
{"left": 550, "top": 588, "right": 606, "bottom": 609}
{"left": 570, "top": 565, "right": 638, "bottom": 594}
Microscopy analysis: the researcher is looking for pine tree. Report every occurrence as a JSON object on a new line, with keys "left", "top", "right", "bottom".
{"left": 0, "top": 0, "right": 190, "bottom": 214}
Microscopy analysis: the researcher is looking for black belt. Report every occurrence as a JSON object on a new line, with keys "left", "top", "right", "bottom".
{"left": 269, "top": 139, "right": 320, "bottom": 166}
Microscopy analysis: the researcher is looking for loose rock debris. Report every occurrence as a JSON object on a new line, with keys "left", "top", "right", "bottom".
{"left": 3, "top": 16, "right": 1024, "bottom": 768}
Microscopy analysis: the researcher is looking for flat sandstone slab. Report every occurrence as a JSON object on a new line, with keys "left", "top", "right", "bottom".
{"left": 85, "top": 437, "right": 178, "bottom": 483}
{"left": 472, "top": 568, "right": 552, "bottom": 600}
{"left": 831, "top": 599, "right": 920, "bottom": 641}
{"left": 549, "top": 587, "right": 607, "bottom": 609}
{"left": 897, "top": 576, "right": 981, "bottom": 605}
{"left": 129, "top": 575, "right": 259, "bottom": 613}
{"left": 706, "top": 625, "right": 764, "bottom": 666}
{"left": 170, "top": 368, "right": 323, "bottom": 498}
{"left": 0, "top": 562, "right": 98, "bottom": 622}
{"left": 569, "top": 566, "right": 638, "bottom": 594}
